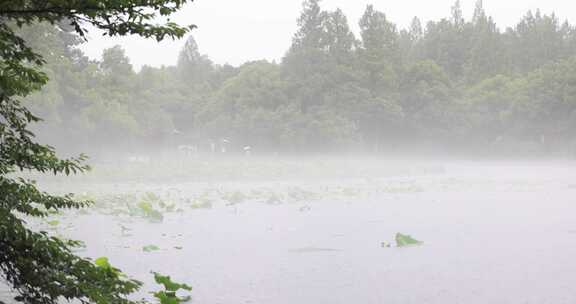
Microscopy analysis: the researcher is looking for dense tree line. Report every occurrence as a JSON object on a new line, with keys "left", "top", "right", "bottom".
{"left": 22, "top": 0, "right": 576, "bottom": 157}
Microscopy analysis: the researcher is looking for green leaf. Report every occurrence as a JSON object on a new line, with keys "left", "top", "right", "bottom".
{"left": 395, "top": 233, "right": 423, "bottom": 247}
{"left": 143, "top": 245, "right": 160, "bottom": 252}
{"left": 95, "top": 257, "right": 112, "bottom": 269}
{"left": 153, "top": 272, "right": 192, "bottom": 292}
{"left": 46, "top": 220, "right": 60, "bottom": 226}
{"left": 0, "top": 1, "right": 190, "bottom": 303}
{"left": 154, "top": 291, "right": 180, "bottom": 304}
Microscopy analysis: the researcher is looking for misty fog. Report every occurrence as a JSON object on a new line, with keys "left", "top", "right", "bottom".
{"left": 3, "top": 0, "right": 576, "bottom": 303}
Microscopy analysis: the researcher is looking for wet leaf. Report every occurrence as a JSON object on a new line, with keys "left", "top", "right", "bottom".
{"left": 395, "top": 233, "right": 423, "bottom": 247}
{"left": 47, "top": 220, "right": 60, "bottom": 226}
{"left": 143, "top": 245, "right": 160, "bottom": 252}
{"left": 95, "top": 257, "right": 111, "bottom": 269}
{"left": 153, "top": 272, "right": 192, "bottom": 292}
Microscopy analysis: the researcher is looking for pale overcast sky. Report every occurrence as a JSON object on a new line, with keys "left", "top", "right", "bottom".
{"left": 79, "top": 0, "right": 576, "bottom": 70}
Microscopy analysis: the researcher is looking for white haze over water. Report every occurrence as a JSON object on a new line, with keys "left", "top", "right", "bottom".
{"left": 19, "top": 161, "right": 576, "bottom": 303}
{"left": 79, "top": 0, "right": 576, "bottom": 70}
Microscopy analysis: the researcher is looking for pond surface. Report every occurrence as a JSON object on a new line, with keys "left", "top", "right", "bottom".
{"left": 7, "top": 161, "right": 576, "bottom": 303}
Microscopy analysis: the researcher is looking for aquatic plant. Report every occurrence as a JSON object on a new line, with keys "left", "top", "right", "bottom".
{"left": 287, "top": 187, "right": 317, "bottom": 202}
{"left": 152, "top": 272, "right": 192, "bottom": 304}
{"left": 265, "top": 192, "right": 284, "bottom": 205}
{"left": 395, "top": 233, "right": 423, "bottom": 247}
{"left": 137, "top": 201, "right": 165, "bottom": 222}
{"left": 143, "top": 245, "right": 161, "bottom": 252}
{"left": 221, "top": 191, "right": 247, "bottom": 205}
{"left": 189, "top": 197, "right": 213, "bottom": 209}
{"left": 46, "top": 220, "right": 60, "bottom": 227}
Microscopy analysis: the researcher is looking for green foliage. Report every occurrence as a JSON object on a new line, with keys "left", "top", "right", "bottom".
{"left": 152, "top": 272, "right": 192, "bottom": 304}
{"left": 19, "top": 0, "right": 576, "bottom": 156}
{"left": 0, "top": 1, "right": 192, "bottom": 303}
{"left": 143, "top": 245, "right": 161, "bottom": 252}
{"left": 358, "top": 4, "right": 401, "bottom": 94}
{"left": 94, "top": 257, "right": 121, "bottom": 276}
{"left": 46, "top": 220, "right": 60, "bottom": 227}
{"left": 221, "top": 191, "right": 247, "bottom": 206}
{"left": 137, "top": 193, "right": 166, "bottom": 222}
{"left": 190, "top": 197, "right": 213, "bottom": 209}
{"left": 395, "top": 233, "right": 423, "bottom": 247}
{"left": 0, "top": 1, "right": 194, "bottom": 41}
{"left": 1, "top": 0, "right": 575, "bottom": 169}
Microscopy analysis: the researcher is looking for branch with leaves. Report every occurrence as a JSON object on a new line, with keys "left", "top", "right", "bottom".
{"left": 0, "top": 0, "right": 193, "bottom": 303}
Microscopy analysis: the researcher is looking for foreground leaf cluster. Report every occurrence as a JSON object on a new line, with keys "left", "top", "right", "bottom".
{"left": 0, "top": 0, "right": 192, "bottom": 303}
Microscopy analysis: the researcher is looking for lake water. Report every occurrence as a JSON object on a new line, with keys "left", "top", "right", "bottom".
{"left": 4, "top": 161, "right": 576, "bottom": 303}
